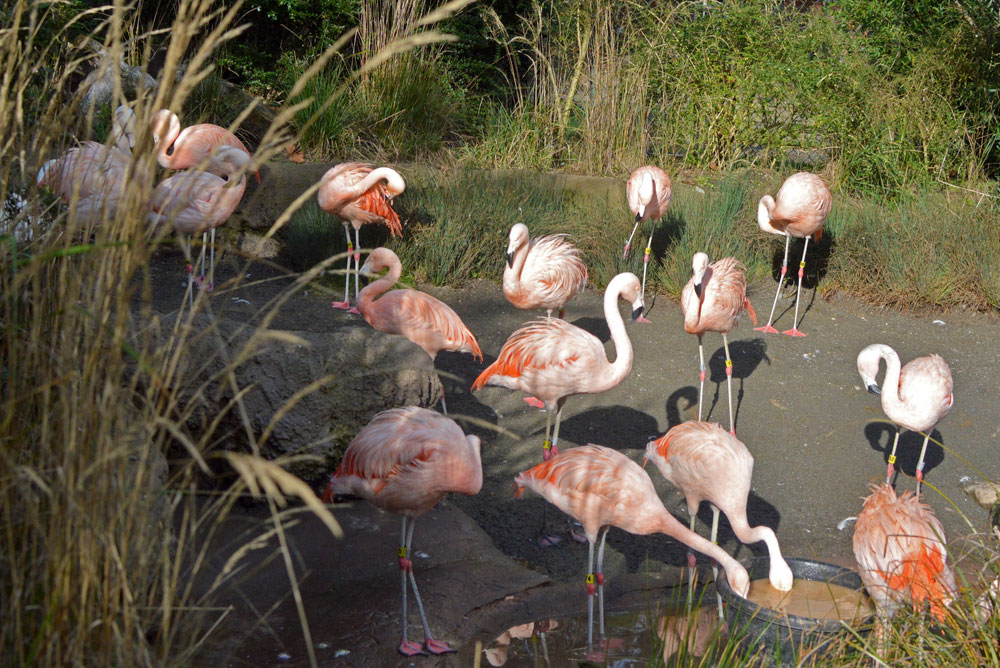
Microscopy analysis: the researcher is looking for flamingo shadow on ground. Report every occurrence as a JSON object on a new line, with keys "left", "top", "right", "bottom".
{"left": 758, "top": 232, "right": 836, "bottom": 331}
{"left": 863, "top": 422, "right": 945, "bottom": 483}
{"left": 435, "top": 350, "right": 499, "bottom": 443}
{"left": 568, "top": 316, "right": 610, "bottom": 343}
{"left": 551, "top": 405, "right": 661, "bottom": 452}
{"left": 665, "top": 387, "right": 699, "bottom": 429}
{"left": 699, "top": 338, "right": 770, "bottom": 430}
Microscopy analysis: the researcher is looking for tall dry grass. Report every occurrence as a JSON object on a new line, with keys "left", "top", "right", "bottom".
{"left": 0, "top": 1, "right": 470, "bottom": 666}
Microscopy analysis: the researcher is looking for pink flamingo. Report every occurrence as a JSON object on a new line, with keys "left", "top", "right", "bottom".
{"left": 755, "top": 171, "right": 831, "bottom": 336}
{"left": 645, "top": 421, "right": 793, "bottom": 613}
{"left": 150, "top": 109, "right": 257, "bottom": 180}
{"left": 852, "top": 482, "right": 956, "bottom": 632}
{"left": 681, "top": 253, "right": 756, "bottom": 434}
{"left": 318, "top": 162, "right": 405, "bottom": 313}
{"left": 857, "top": 344, "right": 953, "bottom": 494}
{"left": 624, "top": 165, "right": 671, "bottom": 323}
{"left": 146, "top": 146, "right": 250, "bottom": 296}
{"left": 515, "top": 444, "right": 750, "bottom": 656}
{"left": 359, "top": 247, "right": 481, "bottom": 413}
{"left": 473, "top": 272, "right": 644, "bottom": 461}
{"left": 36, "top": 105, "right": 143, "bottom": 226}
{"left": 503, "top": 223, "right": 588, "bottom": 322}
{"left": 323, "top": 406, "right": 482, "bottom": 656}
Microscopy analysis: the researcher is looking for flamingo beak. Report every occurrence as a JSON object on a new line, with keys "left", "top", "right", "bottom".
{"left": 506, "top": 251, "right": 514, "bottom": 268}
{"left": 634, "top": 211, "right": 642, "bottom": 223}
{"left": 866, "top": 383, "right": 881, "bottom": 396}
{"left": 631, "top": 305, "right": 644, "bottom": 322}
{"left": 694, "top": 280, "right": 703, "bottom": 301}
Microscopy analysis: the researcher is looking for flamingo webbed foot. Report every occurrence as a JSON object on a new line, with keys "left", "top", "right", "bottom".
{"left": 398, "top": 640, "right": 425, "bottom": 656}
{"left": 754, "top": 324, "right": 779, "bottom": 334}
{"left": 537, "top": 533, "right": 562, "bottom": 548}
{"left": 423, "top": 639, "right": 455, "bottom": 655}
{"left": 568, "top": 527, "right": 588, "bottom": 544}
{"left": 782, "top": 327, "right": 806, "bottom": 337}
{"left": 636, "top": 314, "right": 652, "bottom": 324}
{"left": 331, "top": 300, "right": 352, "bottom": 310}
{"left": 523, "top": 396, "right": 545, "bottom": 409}
{"left": 348, "top": 306, "right": 360, "bottom": 315}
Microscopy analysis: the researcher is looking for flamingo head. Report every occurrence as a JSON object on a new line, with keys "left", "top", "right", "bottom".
{"left": 506, "top": 223, "right": 529, "bottom": 268}
{"left": 207, "top": 146, "right": 252, "bottom": 183}
{"left": 691, "top": 252, "right": 709, "bottom": 300}
{"left": 611, "top": 272, "right": 644, "bottom": 321}
{"left": 359, "top": 246, "right": 396, "bottom": 277}
{"left": 856, "top": 343, "right": 891, "bottom": 396}
{"left": 150, "top": 109, "right": 180, "bottom": 146}
{"left": 728, "top": 564, "right": 751, "bottom": 599}
{"left": 757, "top": 194, "right": 777, "bottom": 232}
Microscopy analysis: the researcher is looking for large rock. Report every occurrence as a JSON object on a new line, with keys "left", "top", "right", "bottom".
{"left": 166, "top": 314, "right": 442, "bottom": 483}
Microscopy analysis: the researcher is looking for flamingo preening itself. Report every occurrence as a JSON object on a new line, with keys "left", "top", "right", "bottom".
{"left": 358, "top": 247, "right": 481, "bottom": 413}
{"left": 150, "top": 108, "right": 258, "bottom": 181}
{"left": 856, "top": 343, "right": 953, "bottom": 493}
{"left": 625, "top": 165, "right": 671, "bottom": 323}
{"left": 502, "top": 222, "right": 588, "bottom": 322}
{"left": 680, "top": 253, "right": 756, "bottom": 434}
{"left": 645, "top": 421, "right": 793, "bottom": 612}
{"left": 323, "top": 407, "right": 483, "bottom": 656}
{"left": 473, "top": 272, "right": 644, "bottom": 462}
{"left": 852, "top": 482, "right": 956, "bottom": 633}
{"left": 318, "top": 162, "right": 405, "bottom": 313}
{"left": 515, "top": 444, "right": 750, "bottom": 658}
{"left": 755, "top": 172, "right": 831, "bottom": 336}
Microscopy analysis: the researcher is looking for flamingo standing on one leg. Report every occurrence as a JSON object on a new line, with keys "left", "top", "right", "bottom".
{"left": 150, "top": 109, "right": 258, "bottom": 181}
{"left": 645, "top": 421, "right": 793, "bottom": 614}
{"left": 625, "top": 165, "right": 671, "bottom": 323}
{"left": 146, "top": 146, "right": 250, "bottom": 299}
{"left": 755, "top": 172, "right": 831, "bottom": 336}
{"left": 681, "top": 253, "right": 756, "bottom": 434}
{"left": 323, "top": 406, "right": 483, "bottom": 656}
{"left": 515, "top": 444, "right": 750, "bottom": 658}
{"left": 852, "top": 482, "right": 956, "bottom": 640}
{"left": 856, "top": 344, "right": 953, "bottom": 494}
{"left": 359, "top": 247, "right": 481, "bottom": 413}
{"left": 318, "top": 162, "right": 405, "bottom": 313}
{"left": 503, "top": 222, "right": 588, "bottom": 322}
{"left": 473, "top": 272, "right": 644, "bottom": 462}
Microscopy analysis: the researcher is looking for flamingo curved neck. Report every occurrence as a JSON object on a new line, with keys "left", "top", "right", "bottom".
{"left": 657, "top": 511, "right": 746, "bottom": 592}
{"left": 757, "top": 195, "right": 779, "bottom": 233}
{"left": 599, "top": 278, "right": 633, "bottom": 392}
{"left": 504, "top": 238, "right": 529, "bottom": 289}
{"left": 155, "top": 114, "right": 182, "bottom": 166}
{"left": 358, "top": 259, "right": 401, "bottom": 310}
{"left": 361, "top": 167, "right": 405, "bottom": 196}
{"left": 875, "top": 347, "right": 904, "bottom": 415}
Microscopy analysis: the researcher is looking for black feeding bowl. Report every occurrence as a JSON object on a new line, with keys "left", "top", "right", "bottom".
{"left": 715, "top": 556, "right": 872, "bottom": 666}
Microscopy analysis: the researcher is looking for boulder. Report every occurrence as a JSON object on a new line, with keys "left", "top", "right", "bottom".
{"left": 167, "top": 314, "right": 442, "bottom": 483}
{"left": 963, "top": 480, "right": 1000, "bottom": 509}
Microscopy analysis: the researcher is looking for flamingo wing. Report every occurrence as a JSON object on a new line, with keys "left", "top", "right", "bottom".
{"left": 472, "top": 319, "right": 602, "bottom": 391}
{"left": 319, "top": 162, "right": 402, "bottom": 235}
{"left": 899, "top": 354, "right": 954, "bottom": 416}
{"left": 518, "top": 235, "right": 588, "bottom": 306}
{"left": 371, "top": 288, "right": 481, "bottom": 359}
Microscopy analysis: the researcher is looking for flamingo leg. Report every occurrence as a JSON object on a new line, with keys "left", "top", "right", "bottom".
{"left": 710, "top": 505, "right": 723, "bottom": 620}
{"left": 542, "top": 407, "right": 554, "bottom": 461}
{"left": 397, "top": 517, "right": 424, "bottom": 656}
{"left": 200, "top": 232, "right": 207, "bottom": 286}
{"left": 686, "top": 506, "right": 699, "bottom": 611}
{"left": 205, "top": 227, "right": 216, "bottom": 292}
{"left": 349, "top": 227, "right": 361, "bottom": 314}
{"left": 586, "top": 538, "right": 596, "bottom": 653}
{"left": 596, "top": 527, "right": 608, "bottom": 639}
{"left": 915, "top": 431, "right": 931, "bottom": 494}
{"left": 537, "top": 409, "right": 562, "bottom": 547}
{"left": 403, "top": 517, "right": 454, "bottom": 655}
{"left": 623, "top": 220, "right": 640, "bottom": 259}
{"left": 697, "top": 335, "right": 706, "bottom": 421}
{"left": 722, "top": 334, "right": 735, "bottom": 434}
{"left": 439, "top": 390, "right": 447, "bottom": 415}
{"left": 332, "top": 224, "right": 353, "bottom": 310}
{"left": 886, "top": 428, "right": 901, "bottom": 484}
{"left": 636, "top": 230, "right": 654, "bottom": 324}
{"left": 184, "top": 235, "right": 194, "bottom": 309}
{"left": 549, "top": 402, "right": 564, "bottom": 459}
{"left": 755, "top": 232, "right": 790, "bottom": 334}
{"left": 783, "top": 236, "right": 810, "bottom": 337}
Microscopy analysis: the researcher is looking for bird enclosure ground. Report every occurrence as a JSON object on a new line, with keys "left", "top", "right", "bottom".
{"left": 144, "top": 249, "right": 1000, "bottom": 667}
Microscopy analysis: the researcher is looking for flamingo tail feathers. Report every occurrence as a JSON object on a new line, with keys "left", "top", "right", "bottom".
{"left": 744, "top": 297, "right": 758, "bottom": 327}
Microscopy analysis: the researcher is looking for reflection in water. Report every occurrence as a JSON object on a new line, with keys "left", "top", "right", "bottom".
{"left": 657, "top": 606, "right": 727, "bottom": 661}
{"left": 746, "top": 578, "right": 873, "bottom": 621}
{"left": 484, "top": 620, "right": 560, "bottom": 667}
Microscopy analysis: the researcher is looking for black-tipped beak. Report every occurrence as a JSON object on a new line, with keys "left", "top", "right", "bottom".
{"left": 866, "top": 383, "right": 881, "bottom": 396}
{"left": 506, "top": 251, "right": 514, "bottom": 268}
{"left": 632, "top": 306, "right": 644, "bottom": 321}
{"left": 635, "top": 212, "right": 642, "bottom": 223}
{"left": 694, "top": 280, "right": 703, "bottom": 300}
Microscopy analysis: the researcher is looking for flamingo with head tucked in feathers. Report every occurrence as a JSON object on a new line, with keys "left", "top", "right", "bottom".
{"left": 755, "top": 171, "right": 831, "bottom": 336}
{"left": 681, "top": 253, "right": 756, "bottom": 434}
{"left": 503, "top": 222, "right": 588, "bottom": 322}
{"left": 515, "top": 444, "right": 750, "bottom": 657}
{"left": 624, "top": 165, "right": 671, "bottom": 323}
{"left": 150, "top": 108, "right": 257, "bottom": 180}
{"left": 473, "top": 272, "right": 644, "bottom": 462}
{"left": 323, "top": 406, "right": 483, "bottom": 656}
{"left": 359, "top": 247, "right": 481, "bottom": 413}
{"left": 645, "top": 421, "right": 793, "bottom": 613}
{"left": 852, "top": 482, "right": 956, "bottom": 634}
{"left": 856, "top": 344, "right": 953, "bottom": 493}
{"left": 318, "top": 162, "right": 405, "bottom": 313}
